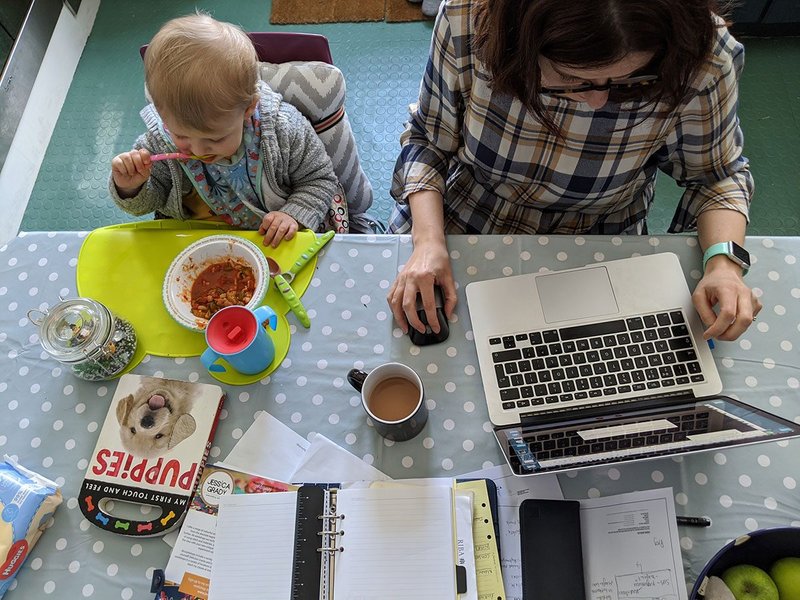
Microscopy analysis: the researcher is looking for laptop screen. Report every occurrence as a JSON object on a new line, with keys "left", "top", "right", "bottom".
{"left": 495, "top": 395, "right": 800, "bottom": 476}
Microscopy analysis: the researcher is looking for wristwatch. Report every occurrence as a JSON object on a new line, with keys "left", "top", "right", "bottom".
{"left": 702, "top": 241, "right": 751, "bottom": 275}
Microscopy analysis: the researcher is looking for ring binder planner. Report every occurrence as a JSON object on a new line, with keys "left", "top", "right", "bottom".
{"left": 292, "top": 485, "right": 326, "bottom": 600}
{"left": 209, "top": 484, "right": 458, "bottom": 600}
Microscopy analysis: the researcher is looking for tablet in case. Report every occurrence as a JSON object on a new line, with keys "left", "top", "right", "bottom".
{"left": 520, "top": 498, "right": 585, "bottom": 599}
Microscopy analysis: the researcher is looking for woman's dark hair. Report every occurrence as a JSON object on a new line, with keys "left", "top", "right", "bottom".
{"left": 473, "top": 0, "right": 725, "bottom": 133}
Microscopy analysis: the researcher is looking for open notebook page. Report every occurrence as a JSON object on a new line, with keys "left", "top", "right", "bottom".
{"left": 208, "top": 491, "right": 297, "bottom": 600}
{"left": 333, "top": 486, "right": 457, "bottom": 600}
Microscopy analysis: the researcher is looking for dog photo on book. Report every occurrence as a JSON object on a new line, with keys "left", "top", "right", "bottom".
{"left": 116, "top": 378, "right": 201, "bottom": 459}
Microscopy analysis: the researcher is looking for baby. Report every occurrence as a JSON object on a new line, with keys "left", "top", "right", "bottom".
{"left": 109, "top": 12, "right": 339, "bottom": 247}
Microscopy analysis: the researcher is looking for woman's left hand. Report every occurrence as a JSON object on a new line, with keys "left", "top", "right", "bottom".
{"left": 692, "top": 260, "right": 762, "bottom": 341}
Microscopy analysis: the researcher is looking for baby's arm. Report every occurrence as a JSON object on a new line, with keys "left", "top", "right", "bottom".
{"left": 275, "top": 108, "right": 339, "bottom": 232}
{"left": 108, "top": 135, "right": 181, "bottom": 218}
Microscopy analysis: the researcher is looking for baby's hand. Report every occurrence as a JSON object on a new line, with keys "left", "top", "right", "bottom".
{"left": 111, "top": 149, "right": 153, "bottom": 198}
{"left": 258, "top": 212, "right": 299, "bottom": 248}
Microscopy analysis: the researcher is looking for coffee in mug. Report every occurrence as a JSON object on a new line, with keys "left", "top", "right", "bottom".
{"left": 347, "top": 363, "right": 428, "bottom": 442}
{"left": 367, "top": 377, "right": 420, "bottom": 422}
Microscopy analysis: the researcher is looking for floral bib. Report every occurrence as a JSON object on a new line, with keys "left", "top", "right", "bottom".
{"left": 160, "top": 109, "right": 265, "bottom": 229}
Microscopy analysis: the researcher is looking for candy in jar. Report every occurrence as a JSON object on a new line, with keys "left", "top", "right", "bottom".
{"left": 29, "top": 297, "right": 138, "bottom": 381}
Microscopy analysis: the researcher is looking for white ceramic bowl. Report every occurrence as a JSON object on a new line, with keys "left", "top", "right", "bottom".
{"left": 163, "top": 235, "right": 269, "bottom": 331}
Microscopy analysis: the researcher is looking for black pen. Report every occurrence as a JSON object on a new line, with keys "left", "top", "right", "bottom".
{"left": 676, "top": 515, "right": 712, "bottom": 527}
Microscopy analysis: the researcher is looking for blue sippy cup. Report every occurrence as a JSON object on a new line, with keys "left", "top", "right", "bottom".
{"left": 201, "top": 305, "right": 277, "bottom": 375}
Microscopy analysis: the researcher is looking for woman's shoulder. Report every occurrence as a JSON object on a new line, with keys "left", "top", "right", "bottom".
{"left": 709, "top": 18, "right": 744, "bottom": 67}
{"left": 441, "top": 0, "right": 475, "bottom": 30}
{"left": 692, "top": 20, "right": 745, "bottom": 90}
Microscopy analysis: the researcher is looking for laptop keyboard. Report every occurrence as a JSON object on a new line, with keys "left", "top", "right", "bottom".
{"left": 489, "top": 310, "right": 705, "bottom": 412}
{"left": 508, "top": 409, "right": 765, "bottom": 472}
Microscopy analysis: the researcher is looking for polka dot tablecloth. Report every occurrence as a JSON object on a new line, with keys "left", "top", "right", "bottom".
{"left": 0, "top": 232, "right": 798, "bottom": 598}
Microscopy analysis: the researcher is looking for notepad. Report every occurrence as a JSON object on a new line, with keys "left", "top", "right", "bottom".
{"left": 333, "top": 486, "right": 457, "bottom": 599}
{"left": 209, "top": 485, "right": 457, "bottom": 600}
{"left": 209, "top": 491, "right": 298, "bottom": 600}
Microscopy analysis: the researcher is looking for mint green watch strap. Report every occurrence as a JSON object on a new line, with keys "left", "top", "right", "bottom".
{"left": 702, "top": 242, "right": 749, "bottom": 275}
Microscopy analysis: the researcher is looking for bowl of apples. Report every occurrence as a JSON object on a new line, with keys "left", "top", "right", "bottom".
{"left": 691, "top": 527, "right": 800, "bottom": 600}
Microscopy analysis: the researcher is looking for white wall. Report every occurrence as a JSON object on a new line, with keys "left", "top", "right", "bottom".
{"left": 0, "top": 0, "right": 100, "bottom": 245}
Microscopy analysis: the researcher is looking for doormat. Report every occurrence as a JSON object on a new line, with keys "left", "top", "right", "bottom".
{"left": 270, "top": 0, "right": 434, "bottom": 24}
{"left": 386, "top": 0, "right": 433, "bottom": 22}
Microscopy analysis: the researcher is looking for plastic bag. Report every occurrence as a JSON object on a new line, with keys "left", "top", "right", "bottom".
{"left": 0, "top": 455, "right": 62, "bottom": 598}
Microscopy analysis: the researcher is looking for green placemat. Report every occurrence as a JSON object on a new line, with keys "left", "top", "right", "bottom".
{"left": 76, "top": 221, "right": 318, "bottom": 357}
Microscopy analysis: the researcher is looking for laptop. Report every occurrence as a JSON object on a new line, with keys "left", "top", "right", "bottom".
{"left": 465, "top": 252, "right": 800, "bottom": 475}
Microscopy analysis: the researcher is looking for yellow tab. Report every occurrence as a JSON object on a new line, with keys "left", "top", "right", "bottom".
{"left": 456, "top": 480, "right": 506, "bottom": 600}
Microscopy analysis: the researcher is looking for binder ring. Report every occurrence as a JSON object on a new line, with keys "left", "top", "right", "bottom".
{"left": 317, "top": 513, "right": 345, "bottom": 521}
{"left": 318, "top": 529, "right": 345, "bottom": 536}
{"left": 317, "top": 546, "right": 345, "bottom": 553}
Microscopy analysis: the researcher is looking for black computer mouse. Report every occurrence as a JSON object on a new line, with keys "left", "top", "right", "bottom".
{"left": 408, "top": 285, "right": 450, "bottom": 346}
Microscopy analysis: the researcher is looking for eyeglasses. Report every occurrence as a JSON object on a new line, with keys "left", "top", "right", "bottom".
{"left": 541, "top": 74, "right": 660, "bottom": 95}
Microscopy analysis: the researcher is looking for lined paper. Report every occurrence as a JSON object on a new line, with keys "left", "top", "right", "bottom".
{"left": 208, "top": 492, "right": 297, "bottom": 600}
{"left": 333, "top": 486, "right": 457, "bottom": 600}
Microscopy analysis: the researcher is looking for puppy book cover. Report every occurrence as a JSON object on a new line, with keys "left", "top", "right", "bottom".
{"left": 78, "top": 374, "right": 225, "bottom": 537}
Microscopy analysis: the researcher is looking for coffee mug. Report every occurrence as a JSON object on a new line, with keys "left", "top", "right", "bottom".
{"left": 347, "top": 362, "right": 428, "bottom": 442}
{"left": 201, "top": 305, "right": 277, "bottom": 375}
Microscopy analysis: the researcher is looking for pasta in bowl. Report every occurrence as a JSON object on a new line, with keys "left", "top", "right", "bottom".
{"left": 163, "top": 235, "right": 269, "bottom": 332}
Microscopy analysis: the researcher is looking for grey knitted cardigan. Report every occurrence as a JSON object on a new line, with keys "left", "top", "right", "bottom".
{"left": 108, "top": 82, "right": 339, "bottom": 231}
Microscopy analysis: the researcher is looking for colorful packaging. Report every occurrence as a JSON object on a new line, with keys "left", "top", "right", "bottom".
{"left": 0, "top": 456, "right": 62, "bottom": 598}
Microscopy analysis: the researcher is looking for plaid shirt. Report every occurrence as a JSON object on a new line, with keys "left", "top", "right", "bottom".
{"left": 388, "top": 0, "right": 752, "bottom": 235}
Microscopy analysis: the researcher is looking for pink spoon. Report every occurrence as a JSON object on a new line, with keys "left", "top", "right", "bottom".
{"left": 149, "top": 152, "right": 193, "bottom": 161}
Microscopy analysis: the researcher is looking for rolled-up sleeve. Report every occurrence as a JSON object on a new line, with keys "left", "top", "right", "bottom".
{"left": 390, "top": 3, "right": 467, "bottom": 204}
{"left": 661, "top": 34, "right": 753, "bottom": 233}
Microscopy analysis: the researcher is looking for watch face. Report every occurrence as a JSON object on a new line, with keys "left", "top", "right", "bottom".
{"left": 730, "top": 242, "right": 751, "bottom": 266}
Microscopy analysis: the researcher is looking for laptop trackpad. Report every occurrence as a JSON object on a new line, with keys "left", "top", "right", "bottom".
{"left": 537, "top": 267, "right": 619, "bottom": 323}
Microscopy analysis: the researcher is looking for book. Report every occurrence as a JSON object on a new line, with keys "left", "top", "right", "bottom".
{"left": 78, "top": 374, "right": 225, "bottom": 537}
{"left": 208, "top": 484, "right": 459, "bottom": 600}
{"left": 163, "top": 464, "right": 297, "bottom": 598}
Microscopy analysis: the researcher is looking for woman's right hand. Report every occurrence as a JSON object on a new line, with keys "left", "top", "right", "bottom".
{"left": 388, "top": 237, "right": 457, "bottom": 335}
{"left": 111, "top": 149, "right": 152, "bottom": 198}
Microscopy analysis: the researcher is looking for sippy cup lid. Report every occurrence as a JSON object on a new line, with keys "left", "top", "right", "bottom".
{"left": 206, "top": 306, "right": 257, "bottom": 354}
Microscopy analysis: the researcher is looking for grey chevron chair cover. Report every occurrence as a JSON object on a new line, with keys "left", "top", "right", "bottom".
{"left": 260, "top": 61, "right": 380, "bottom": 233}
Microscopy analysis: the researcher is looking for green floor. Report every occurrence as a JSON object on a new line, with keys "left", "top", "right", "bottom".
{"left": 20, "top": 2, "right": 800, "bottom": 234}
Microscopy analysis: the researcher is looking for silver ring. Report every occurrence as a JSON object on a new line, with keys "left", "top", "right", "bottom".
{"left": 752, "top": 317, "right": 757, "bottom": 322}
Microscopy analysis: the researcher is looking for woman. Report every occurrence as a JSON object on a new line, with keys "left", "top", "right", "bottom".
{"left": 387, "top": 0, "right": 761, "bottom": 342}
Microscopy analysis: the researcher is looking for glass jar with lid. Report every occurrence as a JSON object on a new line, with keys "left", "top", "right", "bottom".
{"left": 29, "top": 297, "right": 138, "bottom": 381}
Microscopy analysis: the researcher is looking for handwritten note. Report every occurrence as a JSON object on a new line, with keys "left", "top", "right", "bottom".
{"left": 580, "top": 487, "right": 686, "bottom": 600}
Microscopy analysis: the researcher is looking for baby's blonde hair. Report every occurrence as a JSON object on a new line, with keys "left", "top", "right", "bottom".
{"left": 145, "top": 12, "right": 258, "bottom": 130}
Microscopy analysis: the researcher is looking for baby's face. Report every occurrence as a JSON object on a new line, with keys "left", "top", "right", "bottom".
{"left": 162, "top": 106, "right": 254, "bottom": 164}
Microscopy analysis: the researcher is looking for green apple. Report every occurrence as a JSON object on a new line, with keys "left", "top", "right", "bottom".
{"left": 721, "top": 564, "right": 779, "bottom": 600}
{"left": 770, "top": 557, "right": 800, "bottom": 600}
